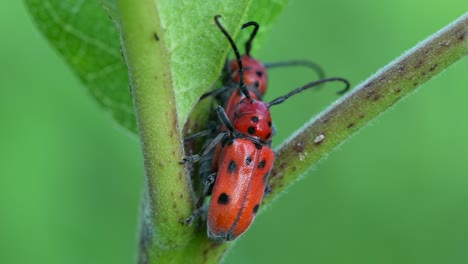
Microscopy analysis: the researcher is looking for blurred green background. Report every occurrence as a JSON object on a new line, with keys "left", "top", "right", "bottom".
{"left": 2, "top": 1, "right": 468, "bottom": 264}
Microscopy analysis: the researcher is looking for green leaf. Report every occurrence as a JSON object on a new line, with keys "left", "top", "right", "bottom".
{"left": 25, "top": 0, "right": 136, "bottom": 133}
{"left": 25, "top": 0, "right": 288, "bottom": 134}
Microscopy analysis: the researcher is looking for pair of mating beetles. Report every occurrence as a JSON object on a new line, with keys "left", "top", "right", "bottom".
{"left": 181, "top": 15, "right": 349, "bottom": 242}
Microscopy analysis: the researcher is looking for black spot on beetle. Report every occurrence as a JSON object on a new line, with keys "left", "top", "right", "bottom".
{"left": 256, "top": 71, "right": 263, "bottom": 77}
{"left": 254, "top": 143, "right": 263, "bottom": 150}
{"left": 268, "top": 121, "right": 272, "bottom": 127}
{"left": 228, "top": 160, "right": 238, "bottom": 173}
{"left": 218, "top": 193, "right": 230, "bottom": 204}
{"left": 254, "top": 81, "right": 259, "bottom": 88}
{"left": 258, "top": 159, "right": 266, "bottom": 169}
{"left": 245, "top": 155, "right": 252, "bottom": 166}
{"left": 251, "top": 116, "right": 259, "bottom": 123}
{"left": 253, "top": 204, "right": 260, "bottom": 214}
{"left": 248, "top": 126, "right": 256, "bottom": 135}
{"left": 266, "top": 132, "right": 271, "bottom": 139}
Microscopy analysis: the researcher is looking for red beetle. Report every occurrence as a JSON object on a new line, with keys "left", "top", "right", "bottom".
{"left": 181, "top": 15, "right": 349, "bottom": 242}
{"left": 200, "top": 16, "right": 326, "bottom": 115}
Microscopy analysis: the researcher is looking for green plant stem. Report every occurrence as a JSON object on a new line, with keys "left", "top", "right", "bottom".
{"left": 109, "top": 0, "right": 196, "bottom": 260}
{"left": 264, "top": 13, "right": 468, "bottom": 204}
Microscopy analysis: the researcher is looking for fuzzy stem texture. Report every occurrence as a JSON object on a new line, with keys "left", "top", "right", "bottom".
{"left": 109, "top": 0, "right": 198, "bottom": 262}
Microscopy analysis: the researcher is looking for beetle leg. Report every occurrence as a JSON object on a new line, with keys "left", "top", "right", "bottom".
{"left": 183, "top": 173, "right": 216, "bottom": 225}
{"left": 180, "top": 130, "right": 229, "bottom": 164}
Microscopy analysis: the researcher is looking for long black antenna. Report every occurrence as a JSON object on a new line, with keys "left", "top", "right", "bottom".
{"left": 214, "top": 15, "right": 250, "bottom": 99}
{"left": 264, "top": 60, "right": 326, "bottom": 80}
{"left": 241, "top": 21, "right": 259, "bottom": 56}
{"left": 268, "top": 78, "right": 350, "bottom": 107}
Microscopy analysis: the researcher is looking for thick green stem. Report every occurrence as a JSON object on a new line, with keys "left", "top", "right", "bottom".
{"left": 264, "top": 13, "right": 468, "bottom": 204}
{"left": 109, "top": 0, "right": 195, "bottom": 261}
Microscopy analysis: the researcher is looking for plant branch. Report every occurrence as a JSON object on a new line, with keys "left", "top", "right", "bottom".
{"left": 106, "top": 0, "right": 195, "bottom": 261}
{"left": 264, "top": 13, "right": 468, "bottom": 204}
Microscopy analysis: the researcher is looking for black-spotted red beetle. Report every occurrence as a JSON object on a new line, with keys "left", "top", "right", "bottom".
{"left": 181, "top": 15, "right": 350, "bottom": 242}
